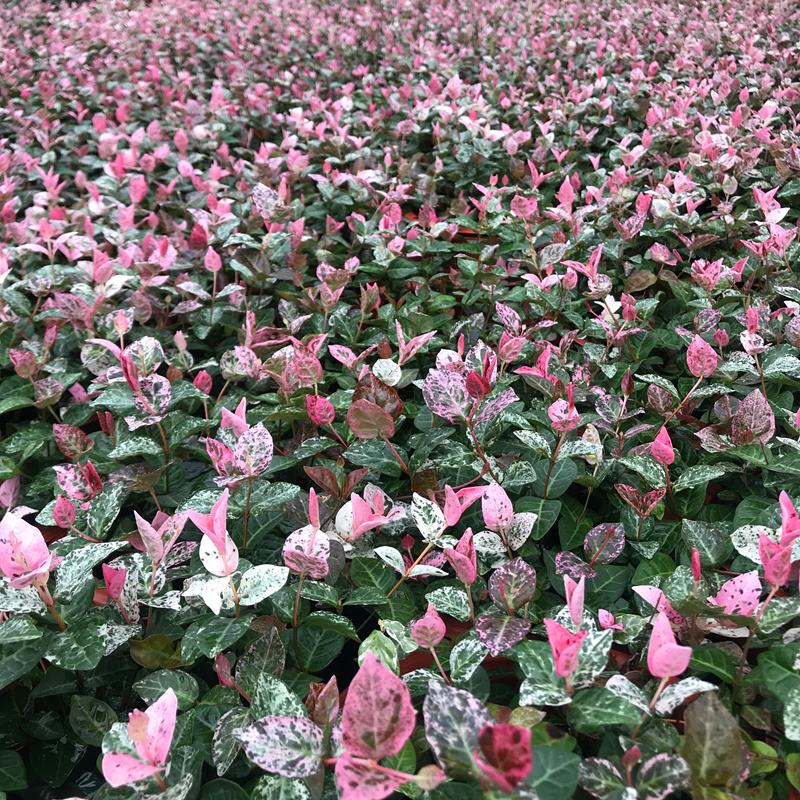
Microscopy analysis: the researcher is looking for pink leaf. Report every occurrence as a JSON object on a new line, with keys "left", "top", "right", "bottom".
{"left": 651, "top": 427, "right": 674, "bottom": 466}
{"left": 647, "top": 612, "right": 691, "bottom": 678}
{"left": 544, "top": 618, "right": 586, "bottom": 677}
{"left": 283, "top": 525, "right": 330, "bottom": 579}
{"left": 411, "top": 603, "right": 446, "bottom": 649}
{"left": 422, "top": 369, "right": 471, "bottom": 423}
{"left": 710, "top": 571, "right": 761, "bottom": 617}
{"left": 731, "top": 390, "right": 775, "bottom": 446}
{"left": 101, "top": 753, "right": 163, "bottom": 787}
{"left": 686, "top": 335, "right": 717, "bottom": 378}
{"left": 443, "top": 528, "right": 477, "bottom": 585}
{"left": 307, "top": 395, "right": 335, "bottom": 426}
{"left": 53, "top": 424, "right": 94, "bottom": 461}
{"left": 335, "top": 752, "right": 406, "bottom": 800}
{"left": 341, "top": 651, "right": 415, "bottom": 760}
{"left": 482, "top": 483, "right": 513, "bottom": 531}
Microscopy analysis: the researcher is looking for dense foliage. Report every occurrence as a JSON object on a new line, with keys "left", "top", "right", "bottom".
{"left": 1, "top": 0, "right": 800, "bottom": 798}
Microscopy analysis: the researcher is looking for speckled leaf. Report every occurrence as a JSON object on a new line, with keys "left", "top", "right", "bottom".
{"left": 731, "top": 389, "right": 775, "bottom": 445}
{"left": 475, "top": 615, "right": 531, "bottom": 657}
{"left": 45, "top": 616, "right": 106, "bottom": 670}
{"left": 252, "top": 673, "right": 307, "bottom": 719}
{"left": 422, "top": 369, "right": 471, "bottom": 423}
{"left": 238, "top": 565, "right": 289, "bottom": 606}
{"left": 212, "top": 707, "right": 252, "bottom": 776}
{"left": 412, "top": 493, "right": 446, "bottom": 541}
{"left": 488, "top": 558, "right": 536, "bottom": 612}
{"left": 233, "top": 423, "right": 273, "bottom": 476}
{"left": 584, "top": 523, "right": 624, "bottom": 565}
{"left": 250, "top": 775, "right": 313, "bottom": 800}
{"left": 655, "top": 677, "right": 717, "bottom": 716}
{"left": 235, "top": 716, "right": 323, "bottom": 778}
{"left": 424, "top": 680, "right": 493, "bottom": 776}
{"left": 55, "top": 542, "right": 124, "bottom": 602}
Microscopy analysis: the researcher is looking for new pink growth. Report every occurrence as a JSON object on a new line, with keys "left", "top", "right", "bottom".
{"left": 411, "top": 603, "right": 446, "bottom": 649}
{"left": 0, "top": 513, "right": 62, "bottom": 589}
{"left": 443, "top": 528, "right": 477, "bottom": 585}
{"left": 102, "top": 688, "right": 177, "bottom": 788}
{"left": 564, "top": 575, "right": 585, "bottom": 628}
{"left": 651, "top": 427, "right": 675, "bottom": 466}
{"left": 647, "top": 612, "right": 691, "bottom": 678}
{"left": 544, "top": 618, "right": 586, "bottom": 679}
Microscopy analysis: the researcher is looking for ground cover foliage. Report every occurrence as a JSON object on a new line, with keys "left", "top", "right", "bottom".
{"left": 1, "top": 0, "right": 800, "bottom": 799}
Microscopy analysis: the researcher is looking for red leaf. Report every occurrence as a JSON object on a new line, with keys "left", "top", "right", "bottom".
{"left": 346, "top": 400, "right": 395, "bottom": 440}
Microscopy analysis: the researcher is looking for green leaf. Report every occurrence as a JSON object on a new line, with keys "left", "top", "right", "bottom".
{"left": 566, "top": 688, "right": 640, "bottom": 733}
{"left": 526, "top": 746, "right": 581, "bottom": 800}
{"left": 200, "top": 778, "right": 249, "bottom": 800}
{"left": 29, "top": 737, "right": 81, "bottom": 788}
{"left": 673, "top": 464, "right": 730, "bottom": 493}
{"left": 301, "top": 611, "right": 360, "bottom": 642}
{"left": 69, "top": 695, "right": 118, "bottom": 746}
{"left": 294, "top": 626, "right": 345, "bottom": 673}
{"left": 681, "top": 692, "right": 743, "bottom": 785}
{"left": 45, "top": 615, "right": 106, "bottom": 671}
{"left": 753, "top": 645, "right": 800, "bottom": 702}
{"left": 134, "top": 670, "right": 200, "bottom": 710}
{"left": 250, "top": 775, "right": 313, "bottom": 800}
{"left": 532, "top": 457, "right": 577, "bottom": 498}
{"left": 681, "top": 519, "right": 727, "bottom": 567}
{"left": 183, "top": 615, "right": 255, "bottom": 660}
{"left": 758, "top": 597, "right": 800, "bottom": 635}
{"left": 0, "top": 750, "right": 27, "bottom": 791}
{"left": 252, "top": 673, "right": 307, "bottom": 719}
{"left": 108, "top": 437, "right": 164, "bottom": 459}
{"left": 0, "top": 615, "right": 43, "bottom": 644}
{"left": 690, "top": 647, "right": 737, "bottom": 683}
{"left": 351, "top": 557, "right": 395, "bottom": 592}
{"left": 517, "top": 497, "right": 561, "bottom": 541}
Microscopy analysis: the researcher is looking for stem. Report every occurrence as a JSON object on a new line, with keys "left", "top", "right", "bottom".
{"left": 229, "top": 576, "right": 240, "bottom": 618}
{"left": 631, "top": 676, "right": 669, "bottom": 739}
{"left": 465, "top": 582, "right": 475, "bottom": 623}
{"left": 293, "top": 572, "right": 306, "bottom": 668}
{"left": 753, "top": 352, "right": 768, "bottom": 400}
{"left": 543, "top": 431, "right": 566, "bottom": 499}
{"left": 663, "top": 465, "right": 680, "bottom": 519}
{"left": 35, "top": 584, "right": 66, "bottom": 631}
{"left": 243, "top": 479, "right": 253, "bottom": 549}
{"left": 155, "top": 423, "right": 170, "bottom": 493}
{"left": 380, "top": 434, "right": 408, "bottom": 473}
{"left": 756, "top": 586, "right": 777, "bottom": 623}
{"left": 216, "top": 380, "right": 230, "bottom": 404}
{"left": 116, "top": 599, "right": 132, "bottom": 625}
{"left": 148, "top": 487, "right": 162, "bottom": 512}
{"left": 155, "top": 773, "right": 166, "bottom": 791}
{"left": 209, "top": 276, "right": 217, "bottom": 328}
{"left": 387, "top": 542, "right": 434, "bottom": 598}
{"left": 326, "top": 424, "right": 348, "bottom": 448}
{"left": 656, "top": 375, "right": 704, "bottom": 433}
{"left": 69, "top": 524, "right": 100, "bottom": 543}
{"left": 430, "top": 646, "right": 452, "bottom": 685}
{"left": 9, "top": 295, "right": 41, "bottom": 347}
